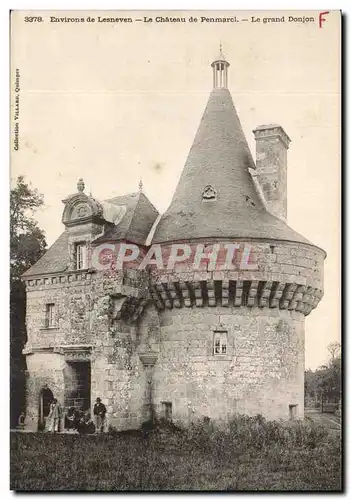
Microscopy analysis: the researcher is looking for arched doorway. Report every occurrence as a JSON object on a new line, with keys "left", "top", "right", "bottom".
{"left": 39, "top": 386, "right": 53, "bottom": 430}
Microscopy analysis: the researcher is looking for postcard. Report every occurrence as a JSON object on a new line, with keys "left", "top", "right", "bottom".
{"left": 10, "top": 10, "right": 341, "bottom": 492}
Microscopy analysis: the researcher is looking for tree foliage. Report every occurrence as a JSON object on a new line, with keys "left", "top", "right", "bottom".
{"left": 10, "top": 176, "right": 47, "bottom": 426}
{"left": 305, "top": 342, "right": 341, "bottom": 404}
{"left": 327, "top": 341, "right": 341, "bottom": 361}
{"left": 10, "top": 176, "right": 47, "bottom": 283}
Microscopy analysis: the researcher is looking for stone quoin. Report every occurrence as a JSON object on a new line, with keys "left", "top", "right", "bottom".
{"left": 22, "top": 49, "right": 325, "bottom": 431}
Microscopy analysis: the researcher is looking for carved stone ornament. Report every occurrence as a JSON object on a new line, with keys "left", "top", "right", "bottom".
{"left": 212, "top": 322, "right": 228, "bottom": 333}
{"left": 139, "top": 352, "right": 159, "bottom": 366}
{"left": 62, "top": 193, "right": 103, "bottom": 226}
{"left": 75, "top": 203, "right": 90, "bottom": 218}
{"left": 55, "top": 344, "right": 92, "bottom": 361}
{"left": 77, "top": 178, "right": 85, "bottom": 193}
{"left": 202, "top": 185, "right": 217, "bottom": 201}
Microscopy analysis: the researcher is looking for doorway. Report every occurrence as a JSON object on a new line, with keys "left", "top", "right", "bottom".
{"left": 64, "top": 361, "right": 91, "bottom": 412}
{"left": 39, "top": 386, "right": 53, "bottom": 430}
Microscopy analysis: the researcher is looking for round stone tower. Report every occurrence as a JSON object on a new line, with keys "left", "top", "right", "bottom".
{"left": 148, "top": 49, "right": 325, "bottom": 423}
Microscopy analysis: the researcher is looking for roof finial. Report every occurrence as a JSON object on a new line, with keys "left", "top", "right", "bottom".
{"left": 211, "top": 45, "right": 230, "bottom": 89}
{"left": 139, "top": 178, "right": 143, "bottom": 192}
{"left": 218, "top": 42, "right": 226, "bottom": 61}
{"left": 77, "top": 178, "right": 85, "bottom": 193}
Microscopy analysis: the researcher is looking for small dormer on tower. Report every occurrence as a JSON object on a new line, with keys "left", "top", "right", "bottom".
{"left": 211, "top": 45, "right": 230, "bottom": 89}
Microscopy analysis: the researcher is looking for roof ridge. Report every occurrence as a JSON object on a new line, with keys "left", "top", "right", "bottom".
{"left": 138, "top": 191, "right": 159, "bottom": 214}
{"left": 123, "top": 191, "right": 142, "bottom": 236}
{"left": 104, "top": 191, "right": 139, "bottom": 203}
{"left": 121, "top": 192, "right": 159, "bottom": 239}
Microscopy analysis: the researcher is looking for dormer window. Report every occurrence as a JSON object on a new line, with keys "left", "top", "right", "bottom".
{"left": 75, "top": 242, "right": 87, "bottom": 270}
{"left": 202, "top": 185, "right": 217, "bottom": 202}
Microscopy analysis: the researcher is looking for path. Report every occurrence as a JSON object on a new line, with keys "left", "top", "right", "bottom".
{"left": 305, "top": 408, "right": 341, "bottom": 432}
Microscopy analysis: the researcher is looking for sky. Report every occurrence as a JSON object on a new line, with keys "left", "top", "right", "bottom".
{"left": 10, "top": 9, "right": 341, "bottom": 369}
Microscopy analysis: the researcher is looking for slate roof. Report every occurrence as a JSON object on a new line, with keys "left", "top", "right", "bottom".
{"left": 22, "top": 231, "right": 69, "bottom": 277}
{"left": 22, "top": 192, "right": 159, "bottom": 277}
{"left": 152, "top": 88, "right": 312, "bottom": 246}
{"left": 93, "top": 191, "right": 159, "bottom": 246}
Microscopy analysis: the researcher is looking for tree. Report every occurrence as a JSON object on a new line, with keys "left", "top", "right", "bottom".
{"left": 10, "top": 176, "right": 47, "bottom": 427}
{"left": 304, "top": 341, "right": 341, "bottom": 408}
{"left": 10, "top": 176, "right": 46, "bottom": 281}
{"left": 327, "top": 341, "right": 341, "bottom": 361}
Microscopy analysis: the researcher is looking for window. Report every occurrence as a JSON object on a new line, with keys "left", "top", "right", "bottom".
{"left": 213, "top": 331, "right": 227, "bottom": 355}
{"left": 45, "top": 303, "right": 56, "bottom": 328}
{"left": 289, "top": 404, "right": 298, "bottom": 420}
{"left": 161, "top": 402, "right": 172, "bottom": 422}
{"left": 75, "top": 243, "right": 87, "bottom": 270}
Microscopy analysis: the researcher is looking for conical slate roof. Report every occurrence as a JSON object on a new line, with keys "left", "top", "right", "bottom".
{"left": 152, "top": 87, "right": 312, "bottom": 245}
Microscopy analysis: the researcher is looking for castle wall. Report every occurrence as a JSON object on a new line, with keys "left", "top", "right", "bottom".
{"left": 91, "top": 335, "right": 146, "bottom": 431}
{"left": 22, "top": 237, "right": 323, "bottom": 430}
{"left": 24, "top": 274, "right": 94, "bottom": 347}
{"left": 153, "top": 307, "right": 305, "bottom": 425}
{"left": 23, "top": 269, "right": 150, "bottom": 431}
{"left": 25, "top": 352, "right": 66, "bottom": 431}
{"left": 152, "top": 239, "right": 324, "bottom": 291}
{"left": 149, "top": 239, "right": 319, "bottom": 425}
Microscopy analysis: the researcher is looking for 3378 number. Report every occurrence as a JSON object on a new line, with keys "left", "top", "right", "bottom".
{"left": 24, "top": 16, "right": 43, "bottom": 22}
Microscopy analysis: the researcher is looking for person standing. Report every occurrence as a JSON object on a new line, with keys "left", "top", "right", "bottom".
{"left": 93, "top": 397, "right": 106, "bottom": 433}
{"left": 46, "top": 398, "right": 62, "bottom": 433}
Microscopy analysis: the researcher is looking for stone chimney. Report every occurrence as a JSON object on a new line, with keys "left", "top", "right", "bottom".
{"left": 253, "top": 124, "right": 291, "bottom": 221}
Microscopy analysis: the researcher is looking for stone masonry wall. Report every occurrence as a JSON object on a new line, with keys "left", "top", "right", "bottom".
{"left": 149, "top": 238, "right": 322, "bottom": 425}
{"left": 23, "top": 236, "right": 323, "bottom": 430}
{"left": 25, "top": 352, "right": 66, "bottom": 431}
{"left": 151, "top": 239, "right": 324, "bottom": 292}
{"left": 153, "top": 307, "right": 305, "bottom": 425}
{"left": 91, "top": 322, "right": 146, "bottom": 431}
{"left": 254, "top": 125, "right": 290, "bottom": 221}
{"left": 23, "top": 268, "right": 149, "bottom": 431}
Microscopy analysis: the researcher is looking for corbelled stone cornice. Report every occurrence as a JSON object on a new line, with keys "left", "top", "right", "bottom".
{"left": 149, "top": 278, "right": 323, "bottom": 316}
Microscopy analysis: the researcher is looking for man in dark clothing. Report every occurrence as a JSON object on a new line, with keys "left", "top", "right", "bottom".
{"left": 93, "top": 397, "right": 107, "bottom": 433}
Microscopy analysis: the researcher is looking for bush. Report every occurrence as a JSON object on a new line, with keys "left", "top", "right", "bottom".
{"left": 182, "top": 414, "right": 331, "bottom": 456}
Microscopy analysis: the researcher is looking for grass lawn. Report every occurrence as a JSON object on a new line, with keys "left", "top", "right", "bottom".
{"left": 10, "top": 417, "right": 342, "bottom": 492}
